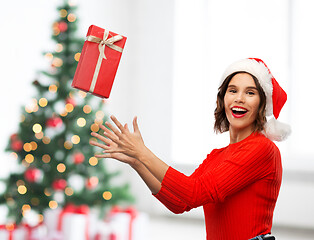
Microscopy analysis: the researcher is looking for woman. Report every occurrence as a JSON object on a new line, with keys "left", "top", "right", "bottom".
{"left": 90, "top": 58, "right": 291, "bottom": 240}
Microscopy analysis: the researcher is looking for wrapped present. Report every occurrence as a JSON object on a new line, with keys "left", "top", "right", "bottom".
{"left": 44, "top": 204, "right": 90, "bottom": 240}
{"left": 0, "top": 224, "right": 26, "bottom": 240}
{"left": 72, "top": 25, "right": 127, "bottom": 98}
{"left": 97, "top": 206, "right": 148, "bottom": 240}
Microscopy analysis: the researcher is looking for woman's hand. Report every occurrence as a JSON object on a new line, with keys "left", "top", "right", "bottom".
{"left": 90, "top": 115, "right": 146, "bottom": 165}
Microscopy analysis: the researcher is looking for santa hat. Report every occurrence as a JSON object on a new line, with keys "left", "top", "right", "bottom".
{"left": 221, "top": 58, "right": 291, "bottom": 141}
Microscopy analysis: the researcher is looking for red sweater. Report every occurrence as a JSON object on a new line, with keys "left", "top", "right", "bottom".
{"left": 154, "top": 132, "right": 282, "bottom": 240}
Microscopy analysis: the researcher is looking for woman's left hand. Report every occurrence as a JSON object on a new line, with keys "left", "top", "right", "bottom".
{"left": 93, "top": 115, "right": 147, "bottom": 160}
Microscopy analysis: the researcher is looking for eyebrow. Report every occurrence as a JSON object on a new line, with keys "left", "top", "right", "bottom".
{"left": 227, "top": 85, "right": 258, "bottom": 90}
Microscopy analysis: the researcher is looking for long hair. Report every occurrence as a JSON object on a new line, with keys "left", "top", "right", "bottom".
{"left": 214, "top": 72, "right": 267, "bottom": 133}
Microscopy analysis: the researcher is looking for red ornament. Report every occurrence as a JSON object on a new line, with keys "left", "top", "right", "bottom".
{"left": 10, "top": 133, "right": 18, "bottom": 141}
{"left": 66, "top": 97, "right": 76, "bottom": 107}
{"left": 46, "top": 116, "right": 63, "bottom": 128}
{"left": 11, "top": 139, "right": 23, "bottom": 152}
{"left": 58, "top": 21, "right": 68, "bottom": 32}
{"left": 73, "top": 152, "right": 85, "bottom": 164}
{"left": 86, "top": 177, "right": 98, "bottom": 189}
{"left": 24, "top": 168, "right": 41, "bottom": 183}
{"left": 52, "top": 179, "right": 67, "bottom": 190}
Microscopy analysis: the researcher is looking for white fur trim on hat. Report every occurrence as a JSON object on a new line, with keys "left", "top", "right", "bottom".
{"left": 221, "top": 58, "right": 273, "bottom": 116}
{"left": 263, "top": 118, "right": 291, "bottom": 142}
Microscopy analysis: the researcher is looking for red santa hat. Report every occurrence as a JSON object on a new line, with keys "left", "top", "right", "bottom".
{"left": 221, "top": 58, "right": 291, "bottom": 141}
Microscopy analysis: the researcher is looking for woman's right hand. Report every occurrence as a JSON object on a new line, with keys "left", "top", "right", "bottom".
{"left": 90, "top": 124, "right": 139, "bottom": 167}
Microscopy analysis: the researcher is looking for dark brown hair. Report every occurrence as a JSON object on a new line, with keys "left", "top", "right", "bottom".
{"left": 214, "top": 71, "right": 267, "bottom": 133}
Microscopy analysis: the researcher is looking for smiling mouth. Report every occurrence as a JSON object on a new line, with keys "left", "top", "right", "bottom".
{"left": 231, "top": 107, "right": 248, "bottom": 118}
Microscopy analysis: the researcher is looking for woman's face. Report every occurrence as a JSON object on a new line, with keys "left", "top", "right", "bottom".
{"left": 224, "top": 73, "right": 261, "bottom": 135}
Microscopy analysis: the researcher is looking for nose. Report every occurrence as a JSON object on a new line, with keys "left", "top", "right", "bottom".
{"left": 234, "top": 92, "right": 245, "bottom": 103}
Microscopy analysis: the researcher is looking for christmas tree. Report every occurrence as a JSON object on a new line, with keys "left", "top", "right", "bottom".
{"left": 0, "top": 0, "right": 133, "bottom": 224}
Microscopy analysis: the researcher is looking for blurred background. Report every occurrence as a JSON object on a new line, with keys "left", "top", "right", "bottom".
{"left": 0, "top": 0, "right": 314, "bottom": 239}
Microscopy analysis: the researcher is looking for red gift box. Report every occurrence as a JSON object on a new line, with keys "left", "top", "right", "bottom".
{"left": 72, "top": 25, "right": 127, "bottom": 98}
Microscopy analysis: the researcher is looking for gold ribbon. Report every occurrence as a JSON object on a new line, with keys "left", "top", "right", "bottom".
{"left": 86, "top": 29, "right": 124, "bottom": 93}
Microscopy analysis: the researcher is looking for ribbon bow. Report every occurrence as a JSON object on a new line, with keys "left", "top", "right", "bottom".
{"left": 0, "top": 224, "right": 17, "bottom": 240}
{"left": 86, "top": 30, "right": 124, "bottom": 93}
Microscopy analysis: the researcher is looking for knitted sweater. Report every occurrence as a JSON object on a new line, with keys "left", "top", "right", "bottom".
{"left": 154, "top": 132, "right": 282, "bottom": 240}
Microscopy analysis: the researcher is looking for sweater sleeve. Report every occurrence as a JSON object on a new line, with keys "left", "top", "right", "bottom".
{"left": 153, "top": 150, "right": 219, "bottom": 213}
{"left": 161, "top": 137, "right": 278, "bottom": 208}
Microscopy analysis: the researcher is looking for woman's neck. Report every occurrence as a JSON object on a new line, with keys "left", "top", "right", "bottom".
{"left": 229, "top": 126, "right": 255, "bottom": 144}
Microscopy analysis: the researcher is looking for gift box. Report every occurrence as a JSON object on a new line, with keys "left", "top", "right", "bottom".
{"left": 95, "top": 206, "right": 148, "bottom": 240}
{"left": 0, "top": 224, "right": 26, "bottom": 240}
{"left": 72, "top": 25, "right": 127, "bottom": 98}
{"left": 44, "top": 204, "right": 92, "bottom": 240}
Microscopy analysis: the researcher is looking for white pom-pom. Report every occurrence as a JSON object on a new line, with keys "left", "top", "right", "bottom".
{"left": 263, "top": 118, "right": 291, "bottom": 142}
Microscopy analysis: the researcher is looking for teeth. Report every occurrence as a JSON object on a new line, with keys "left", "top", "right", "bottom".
{"left": 232, "top": 107, "right": 247, "bottom": 112}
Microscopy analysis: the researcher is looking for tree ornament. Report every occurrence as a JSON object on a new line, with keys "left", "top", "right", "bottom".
{"left": 11, "top": 139, "right": 23, "bottom": 152}
{"left": 73, "top": 152, "right": 85, "bottom": 164}
{"left": 58, "top": 21, "right": 68, "bottom": 32}
{"left": 52, "top": 179, "right": 67, "bottom": 191}
{"left": 86, "top": 176, "right": 99, "bottom": 189}
{"left": 24, "top": 168, "right": 42, "bottom": 183}
{"left": 46, "top": 116, "right": 63, "bottom": 128}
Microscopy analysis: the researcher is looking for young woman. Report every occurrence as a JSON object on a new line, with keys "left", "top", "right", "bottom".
{"left": 90, "top": 58, "right": 291, "bottom": 240}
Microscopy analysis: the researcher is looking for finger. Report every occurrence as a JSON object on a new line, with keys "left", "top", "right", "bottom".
{"left": 99, "top": 124, "right": 119, "bottom": 141}
{"left": 105, "top": 121, "right": 123, "bottom": 139}
{"left": 95, "top": 153, "right": 111, "bottom": 158}
{"left": 133, "top": 116, "right": 140, "bottom": 133}
{"left": 124, "top": 123, "right": 130, "bottom": 132}
{"left": 110, "top": 115, "right": 127, "bottom": 133}
{"left": 89, "top": 140, "right": 108, "bottom": 150}
{"left": 91, "top": 132, "right": 112, "bottom": 144}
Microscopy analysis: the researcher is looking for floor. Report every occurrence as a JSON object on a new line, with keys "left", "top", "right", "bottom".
{"left": 149, "top": 216, "right": 314, "bottom": 240}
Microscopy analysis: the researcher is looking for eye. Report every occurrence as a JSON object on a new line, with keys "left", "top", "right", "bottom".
{"left": 228, "top": 89, "right": 237, "bottom": 93}
{"left": 247, "top": 91, "right": 255, "bottom": 95}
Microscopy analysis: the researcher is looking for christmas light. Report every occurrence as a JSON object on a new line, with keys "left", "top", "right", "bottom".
{"left": 65, "top": 187, "right": 74, "bottom": 196}
{"left": 18, "top": 185, "right": 27, "bottom": 195}
{"left": 49, "top": 200, "right": 58, "bottom": 209}
{"left": 65, "top": 103, "right": 74, "bottom": 112}
{"left": 78, "top": 91, "right": 87, "bottom": 98}
{"left": 52, "top": 57, "right": 63, "bottom": 67}
{"left": 74, "top": 52, "right": 81, "bottom": 61}
{"left": 60, "top": 111, "right": 68, "bottom": 117}
{"left": 45, "top": 53, "right": 54, "bottom": 60}
{"left": 102, "top": 191, "right": 112, "bottom": 200}
{"left": 77, "top": 117, "right": 86, "bottom": 127}
{"left": 67, "top": 13, "right": 76, "bottom": 22}
{"left": 94, "top": 119, "right": 103, "bottom": 125}
{"left": 60, "top": 9, "right": 68, "bottom": 18}
{"left": 83, "top": 105, "right": 92, "bottom": 114}
{"left": 64, "top": 141, "right": 73, "bottom": 150}
{"left": 96, "top": 111, "right": 105, "bottom": 119}
{"left": 39, "top": 98, "right": 48, "bottom": 107}
{"left": 33, "top": 124, "right": 42, "bottom": 133}
{"left": 23, "top": 143, "right": 32, "bottom": 152}
{"left": 44, "top": 188, "right": 52, "bottom": 196}
{"left": 91, "top": 123, "right": 99, "bottom": 132}
{"left": 30, "top": 141, "right": 38, "bottom": 150}
{"left": 22, "top": 160, "right": 30, "bottom": 168}
{"left": 16, "top": 180, "right": 25, "bottom": 187}
{"left": 49, "top": 84, "right": 58, "bottom": 93}
{"left": 35, "top": 132, "right": 44, "bottom": 139}
{"left": 42, "top": 136, "right": 51, "bottom": 144}
{"left": 22, "top": 204, "right": 31, "bottom": 214}
{"left": 57, "top": 163, "right": 66, "bottom": 173}
{"left": 5, "top": 224, "right": 15, "bottom": 231}
{"left": 89, "top": 157, "right": 98, "bottom": 166}
{"left": 42, "top": 154, "right": 51, "bottom": 163}
{"left": 71, "top": 135, "right": 80, "bottom": 144}
{"left": 25, "top": 154, "right": 34, "bottom": 164}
